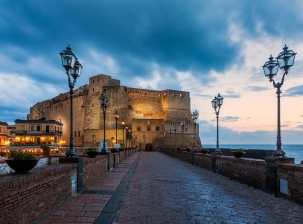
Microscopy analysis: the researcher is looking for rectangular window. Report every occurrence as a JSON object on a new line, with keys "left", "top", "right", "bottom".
{"left": 78, "top": 131, "right": 80, "bottom": 136}
{"left": 75, "top": 131, "right": 77, "bottom": 137}
{"left": 46, "top": 125, "right": 50, "bottom": 133}
{"left": 0, "top": 127, "right": 1, "bottom": 132}
{"left": 137, "top": 127, "right": 141, "bottom": 131}
{"left": 147, "top": 127, "right": 151, "bottom": 131}
{"left": 21, "top": 125, "right": 24, "bottom": 132}
{"left": 185, "top": 128, "right": 188, "bottom": 132}
{"left": 156, "top": 126, "right": 160, "bottom": 131}
{"left": 37, "top": 125, "right": 41, "bottom": 131}
{"left": 92, "top": 135, "right": 96, "bottom": 141}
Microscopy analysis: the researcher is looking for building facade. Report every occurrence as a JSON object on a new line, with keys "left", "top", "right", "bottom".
{"left": 27, "top": 74, "right": 201, "bottom": 150}
{"left": 15, "top": 119, "right": 63, "bottom": 145}
{"left": 0, "top": 122, "right": 8, "bottom": 147}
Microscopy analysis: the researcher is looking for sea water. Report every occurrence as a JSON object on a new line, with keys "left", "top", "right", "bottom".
{"left": 203, "top": 144, "right": 303, "bottom": 164}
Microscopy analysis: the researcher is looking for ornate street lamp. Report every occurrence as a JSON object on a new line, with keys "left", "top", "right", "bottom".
{"left": 59, "top": 45, "right": 82, "bottom": 158}
{"left": 100, "top": 92, "right": 109, "bottom": 152}
{"left": 180, "top": 119, "right": 186, "bottom": 150}
{"left": 114, "top": 110, "right": 119, "bottom": 147}
{"left": 262, "top": 45, "right": 296, "bottom": 157}
{"left": 122, "top": 121, "right": 125, "bottom": 149}
{"left": 192, "top": 110, "right": 199, "bottom": 151}
{"left": 174, "top": 125, "right": 178, "bottom": 149}
{"left": 212, "top": 93, "right": 224, "bottom": 153}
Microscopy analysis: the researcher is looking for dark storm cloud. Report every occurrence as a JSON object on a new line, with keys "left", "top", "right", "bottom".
{"left": 284, "top": 85, "right": 303, "bottom": 97}
{"left": 1, "top": 0, "right": 302, "bottom": 82}
{"left": 1, "top": 0, "right": 303, "bottom": 124}
{"left": 0, "top": 1, "right": 246, "bottom": 82}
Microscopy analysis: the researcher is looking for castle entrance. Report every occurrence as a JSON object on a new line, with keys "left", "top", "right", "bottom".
{"left": 145, "top": 143, "right": 153, "bottom": 151}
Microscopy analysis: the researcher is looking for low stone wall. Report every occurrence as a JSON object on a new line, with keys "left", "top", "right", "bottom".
{"left": 0, "top": 149, "right": 137, "bottom": 223}
{"left": 216, "top": 156, "right": 266, "bottom": 190}
{"left": 0, "top": 163, "right": 77, "bottom": 224}
{"left": 193, "top": 153, "right": 212, "bottom": 171}
{"left": 83, "top": 155, "right": 108, "bottom": 188}
{"left": 163, "top": 149, "right": 303, "bottom": 206}
{"left": 278, "top": 163, "right": 303, "bottom": 205}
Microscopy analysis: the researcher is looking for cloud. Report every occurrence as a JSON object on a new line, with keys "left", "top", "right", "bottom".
{"left": 223, "top": 89, "right": 241, "bottom": 98}
{"left": 246, "top": 86, "right": 269, "bottom": 92}
{"left": 296, "top": 125, "right": 303, "bottom": 129}
{"left": 221, "top": 116, "right": 240, "bottom": 122}
{"left": 199, "top": 119, "right": 303, "bottom": 144}
{"left": 284, "top": 85, "right": 303, "bottom": 97}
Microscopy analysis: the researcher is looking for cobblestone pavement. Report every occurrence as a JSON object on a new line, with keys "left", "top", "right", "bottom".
{"left": 39, "top": 152, "right": 303, "bottom": 224}
{"left": 113, "top": 152, "right": 303, "bottom": 224}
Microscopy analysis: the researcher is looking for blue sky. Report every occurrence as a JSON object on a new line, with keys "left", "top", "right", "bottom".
{"left": 1, "top": 0, "right": 303, "bottom": 144}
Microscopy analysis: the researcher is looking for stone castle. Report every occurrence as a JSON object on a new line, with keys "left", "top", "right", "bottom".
{"left": 27, "top": 74, "right": 201, "bottom": 151}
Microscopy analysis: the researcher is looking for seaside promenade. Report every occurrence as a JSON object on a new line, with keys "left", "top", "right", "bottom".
{"left": 38, "top": 152, "right": 303, "bottom": 224}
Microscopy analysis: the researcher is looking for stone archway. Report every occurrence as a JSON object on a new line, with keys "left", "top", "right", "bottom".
{"left": 145, "top": 143, "right": 153, "bottom": 151}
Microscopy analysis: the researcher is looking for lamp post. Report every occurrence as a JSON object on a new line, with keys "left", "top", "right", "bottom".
{"left": 114, "top": 110, "right": 119, "bottom": 147}
{"left": 262, "top": 45, "right": 296, "bottom": 157}
{"left": 174, "top": 125, "right": 178, "bottom": 149}
{"left": 212, "top": 93, "right": 224, "bottom": 153}
{"left": 122, "top": 121, "right": 125, "bottom": 149}
{"left": 180, "top": 119, "right": 185, "bottom": 150}
{"left": 125, "top": 126, "right": 128, "bottom": 148}
{"left": 128, "top": 129, "right": 132, "bottom": 148}
{"left": 59, "top": 45, "right": 82, "bottom": 158}
{"left": 192, "top": 110, "right": 199, "bottom": 151}
{"left": 100, "top": 92, "right": 109, "bottom": 152}
{"left": 169, "top": 128, "right": 172, "bottom": 149}
{"left": 165, "top": 131, "right": 168, "bottom": 148}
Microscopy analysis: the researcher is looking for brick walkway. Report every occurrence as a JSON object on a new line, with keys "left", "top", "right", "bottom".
{"left": 40, "top": 152, "right": 303, "bottom": 224}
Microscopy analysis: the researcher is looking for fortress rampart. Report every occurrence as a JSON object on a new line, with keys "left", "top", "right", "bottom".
{"left": 27, "top": 74, "right": 201, "bottom": 149}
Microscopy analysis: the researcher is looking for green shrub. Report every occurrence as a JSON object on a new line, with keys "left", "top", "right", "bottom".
{"left": 87, "top": 148, "right": 97, "bottom": 152}
{"left": 10, "top": 150, "right": 36, "bottom": 160}
{"left": 235, "top": 148, "right": 243, "bottom": 152}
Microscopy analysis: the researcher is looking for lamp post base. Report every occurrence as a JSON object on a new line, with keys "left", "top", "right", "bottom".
{"left": 65, "top": 148, "right": 78, "bottom": 158}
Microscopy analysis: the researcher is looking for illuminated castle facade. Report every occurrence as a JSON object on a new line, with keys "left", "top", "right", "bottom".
{"left": 27, "top": 74, "right": 201, "bottom": 151}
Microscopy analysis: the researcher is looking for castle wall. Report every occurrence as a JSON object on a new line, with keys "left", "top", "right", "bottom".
{"left": 27, "top": 74, "right": 202, "bottom": 148}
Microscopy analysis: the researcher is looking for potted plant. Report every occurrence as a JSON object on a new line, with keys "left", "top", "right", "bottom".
{"left": 233, "top": 148, "right": 245, "bottom": 158}
{"left": 86, "top": 148, "right": 98, "bottom": 158}
{"left": 40, "top": 144, "right": 50, "bottom": 156}
{"left": 6, "top": 150, "right": 38, "bottom": 173}
{"left": 200, "top": 148, "right": 208, "bottom": 154}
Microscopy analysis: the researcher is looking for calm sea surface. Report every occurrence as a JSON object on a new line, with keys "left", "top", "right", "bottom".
{"left": 203, "top": 144, "right": 303, "bottom": 164}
